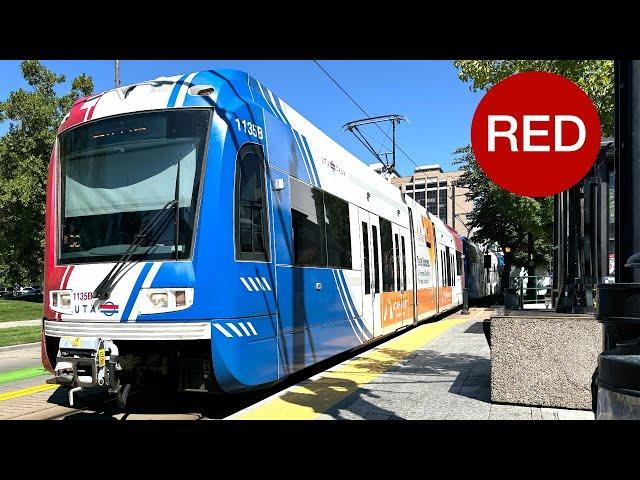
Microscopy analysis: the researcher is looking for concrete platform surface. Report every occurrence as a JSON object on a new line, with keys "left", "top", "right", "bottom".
{"left": 228, "top": 308, "right": 595, "bottom": 420}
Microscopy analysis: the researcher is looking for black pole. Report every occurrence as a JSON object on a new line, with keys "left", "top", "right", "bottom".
{"left": 114, "top": 60, "right": 121, "bottom": 88}
{"left": 615, "top": 60, "right": 640, "bottom": 284}
{"left": 552, "top": 194, "right": 561, "bottom": 309}
{"left": 392, "top": 118, "right": 396, "bottom": 171}
{"left": 594, "top": 61, "right": 640, "bottom": 418}
{"left": 461, "top": 287, "right": 469, "bottom": 314}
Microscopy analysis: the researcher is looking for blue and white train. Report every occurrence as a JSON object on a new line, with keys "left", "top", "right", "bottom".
{"left": 42, "top": 69, "right": 483, "bottom": 402}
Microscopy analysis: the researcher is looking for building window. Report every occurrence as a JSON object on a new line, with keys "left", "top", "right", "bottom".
{"left": 439, "top": 188, "right": 448, "bottom": 222}
{"left": 426, "top": 189, "right": 437, "bottom": 215}
{"left": 235, "top": 144, "right": 269, "bottom": 261}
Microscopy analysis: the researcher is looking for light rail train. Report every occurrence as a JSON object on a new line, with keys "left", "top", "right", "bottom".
{"left": 40, "top": 69, "right": 496, "bottom": 403}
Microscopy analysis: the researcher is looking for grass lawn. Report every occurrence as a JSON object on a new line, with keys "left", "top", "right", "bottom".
{"left": 0, "top": 299, "right": 43, "bottom": 323}
{"left": 0, "top": 325, "right": 40, "bottom": 347}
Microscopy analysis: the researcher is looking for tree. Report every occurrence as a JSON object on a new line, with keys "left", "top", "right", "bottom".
{"left": 453, "top": 60, "right": 614, "bottom": 136}
{"left": 453, "top": 146, "right": 554, "bottom": 290}
{"left": 452, "top": 60, "right": 612, "bottom": 291}
{"left": 0, "top": 61, "right": 93, "bottom": 286}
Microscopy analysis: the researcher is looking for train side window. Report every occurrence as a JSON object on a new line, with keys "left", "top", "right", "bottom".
{"left": 362, "top": 222, "right": 370, "bottom": 294}
{"left": 235, "top": 144, "right": 270, "bottom": 262}
{"left": 451, "top": 253, "right": 455, "bottom": 285}
{"left": 452, "top": 254, "right": 456, "bottom": 282}
{"left": 401, "top": 235, "right": 407, "bottom": 291}
{"left": 456, "top": 251, "right": 462, "bottom": 277}
{"left": 380, "top": 218, "right": 394, "bottom": 292}
{"left": 291, "top": 177, "right": 326, "bottom": 267}
{"left": 450, "top": 254, "right": 454, "bottom": 285}
{"left": 372, "top": 225, "right": 380, "bottom": 293}
{"left": 442, "top": 251, "right": 447, "bottom": 287}
{"left": 324, "top": 191, "right": 352, "bottom": 269}
{"left": 445, "top": 246, "right": 451, "bottom": 286}
{"left": 394, "top": 233, "right": 400, "bottom": 291}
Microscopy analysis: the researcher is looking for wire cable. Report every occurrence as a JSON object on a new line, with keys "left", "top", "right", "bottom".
{"left": 312, "top": 60, "right": 421, "bottom": 170}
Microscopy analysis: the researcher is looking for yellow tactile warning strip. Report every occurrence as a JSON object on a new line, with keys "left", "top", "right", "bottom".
{"left": 0, "top": 383, "right": 57, "bottom": 403}
{"left": 229, "top": 309, "right": 486, "bottom": 420}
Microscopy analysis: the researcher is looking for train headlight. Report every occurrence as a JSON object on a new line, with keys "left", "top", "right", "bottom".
{"left": 151, "top": 292, "right": 168, "bottom": 308}
{"left": 50, "top": 290, "right": 72, "bottom": 313}
{"left": 137, "top": 288, "right": 194, "bottom": 314}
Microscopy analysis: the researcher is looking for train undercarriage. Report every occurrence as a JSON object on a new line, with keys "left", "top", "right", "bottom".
{"left": 44, "top": 336, "right": 217, "bottom": 407}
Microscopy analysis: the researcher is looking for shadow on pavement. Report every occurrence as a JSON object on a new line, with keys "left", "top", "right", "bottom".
{"left": 276, "top": 343, "right": 491, "bottom": 419}
{"left": 463, "top": 321, "right": 485, "bottom": 334}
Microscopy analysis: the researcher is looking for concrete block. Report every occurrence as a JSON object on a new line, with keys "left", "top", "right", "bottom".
{"left": 490, "top": 309, "right": 602, "bottom": 410}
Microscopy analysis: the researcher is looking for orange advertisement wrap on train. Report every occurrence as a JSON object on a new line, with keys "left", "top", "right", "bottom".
{"left": 438, "top": 286, "right": 453, "bottom": 308}
{"left": 417, "top": 288, "right": 436, "bottom": 316}
{"left": 414, "top": 215, "right": 437, "bottom": 317}
{"left": 381, "top": 291, "right": 411, "bottom": 327}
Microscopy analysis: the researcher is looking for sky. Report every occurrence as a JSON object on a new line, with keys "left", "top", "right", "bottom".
{"left": 0, "top": 60, "right": 483, "bottom": 176}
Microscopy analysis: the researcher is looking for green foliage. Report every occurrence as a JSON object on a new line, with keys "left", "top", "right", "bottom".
{"left": 0, "top": 61, "right": 93, "bottom": 285}
{"left": 452, "top": 59, "right": 612, "bottom": 275}
{"left": 453, "top": 146, "right": 554, "bottom": 268}
{"left": 0, "top": 325, "right": 41, "bottom": 347}
{"left": 0, "top": 298, "right": 44, "bottom": 322}
{"left": 453, "top": 60, "right": 614, "bottom": 136}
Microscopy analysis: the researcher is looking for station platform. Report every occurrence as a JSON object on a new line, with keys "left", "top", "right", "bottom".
{"left": 229, "top": 307, "right": 594, "bottom": 420}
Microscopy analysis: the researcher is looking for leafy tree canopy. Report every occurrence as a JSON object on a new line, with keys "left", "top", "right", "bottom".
{"left": 452, "top": 60, "right": 613, "bottom": 285}
{"left": 0, "top": 61, "right": 93, "bottom": 286}
{"left": 454, "top": 146, "right": 553, "bottom": 285}
{"left": 453, "top": 60, "right": 614, "bottom": 136}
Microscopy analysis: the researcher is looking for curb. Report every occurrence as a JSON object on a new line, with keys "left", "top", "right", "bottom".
{"left": 0, "top": 342, "right": 40, "bottom": 353}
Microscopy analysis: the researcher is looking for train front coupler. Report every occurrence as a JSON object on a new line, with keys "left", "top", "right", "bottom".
{"left": 46, "top": 336, "right": 123, "bottom": 407}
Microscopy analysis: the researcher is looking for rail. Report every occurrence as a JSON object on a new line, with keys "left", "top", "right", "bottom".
{"left": 507, "top": 275, "right": 553, "bottom": 309}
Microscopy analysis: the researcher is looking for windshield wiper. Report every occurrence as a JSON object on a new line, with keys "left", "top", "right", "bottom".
{"left": 92, "top": 199, "right": 178, "bottom": 301}
{"left": 93, "top": 153, "right": 183, "bottom": 302}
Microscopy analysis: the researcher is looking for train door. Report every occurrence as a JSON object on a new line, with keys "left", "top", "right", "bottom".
{"left": 392, "top": 223, "right": 410, "bottom": 329}
{"left": 399, "top": 229, "right": 414, "bottom": 327}
{"left": 359, "top": 210, "right": 381, "bottom": 338}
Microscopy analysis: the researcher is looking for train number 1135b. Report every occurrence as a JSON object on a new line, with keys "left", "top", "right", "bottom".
{"left": 235, "top": 118, "right": 263, "bottom": 140}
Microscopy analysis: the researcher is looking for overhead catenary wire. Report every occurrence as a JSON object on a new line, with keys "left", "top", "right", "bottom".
{"left": 313, "top": 60, "right": 471, "bottom": 232}
{"left": 312, "top": 60, "right": 421, "bottom": 171}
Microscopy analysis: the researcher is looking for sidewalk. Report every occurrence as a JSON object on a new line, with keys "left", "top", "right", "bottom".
{"left": 0, "top": 319, "right": 40, "bottom": 329}
{"left": 229, "top": 308, "right": 594, "bottom": 420}
{"left": 0, "top": 343, "right": 42, "bottom": 374}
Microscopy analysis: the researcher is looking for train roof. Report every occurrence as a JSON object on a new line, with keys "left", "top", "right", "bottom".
{"left": 56, "top": 67, "right": 467, "bottom": 240}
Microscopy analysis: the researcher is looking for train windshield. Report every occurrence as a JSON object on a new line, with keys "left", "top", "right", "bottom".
{"left": 57, "top": 109, "right": 211, "bottom": 264}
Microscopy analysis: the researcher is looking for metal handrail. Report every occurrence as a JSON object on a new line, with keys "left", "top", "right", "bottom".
{"left": 509, "top": 275, "right": 553, "bottom": 309}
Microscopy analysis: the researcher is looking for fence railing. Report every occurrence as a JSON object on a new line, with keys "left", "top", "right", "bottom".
{"left": 507, "top": 275, "right": 553, "bottom": 309}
